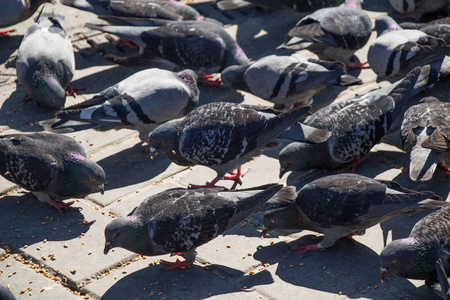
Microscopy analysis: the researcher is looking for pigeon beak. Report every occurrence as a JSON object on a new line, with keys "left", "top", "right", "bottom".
{"left": 380, "top": 267, "right": 389, "bottom": 282}
{"left": 279, "top": 168, "right": 287, "bottom": 179}
{"left": 261, "top": 226, "right": 270, "bottom": 238}
{"left": 97, "top": 183, "right": 105, "bottom": 195}
{"left": 149, "top": 147, "right": 157, "bottom": 160}
{"left": 104, "top": 241, "right": 112, "bottom": 255}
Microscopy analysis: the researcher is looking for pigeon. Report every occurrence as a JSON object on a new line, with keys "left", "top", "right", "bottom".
{"left": 400, "top": 18, "right": 450, "bottom": 42}
{"left": 278, "top": 67, "right": 420, "bottom": 177}
{"left": 147, "top": 102, "right": 313, "bottom": 188}
{"left": 279, "top": 0, "right": 372, "bottom": 69}
{"left": 0, "top": 285, "right": 16, "bottom": 300}
{"left": 104, "top": 183, "right": 294, "bottom": 268}
{"left": 368, "top": 16, "right": 450, "bottom": 79}
{"left": 0, "top": 0, "right": 53, "bottom": 36}
{"left": 216, "top": 0, "right": 344, "bottom": 12}
{"left": 221, "top": 53, "right": 362, "bottom": 110}
{"left": 400, "top": 96, "right": 450, "bottom": 181}
{"left": 262, "top": 173, "right": 446, "bottom": 253}
{"left": 85, "top": 20, "right": 250, "bottom": 75}
{"left": 15, "top": 12, "right": 76, "bottom": 108}
{"left": 45, "top": 68, "right": 199, "bottom": 141}
{"left": 380, "top": 203, "right": 450, "bottom": 293}
{"left": 0, "top": 133, "right": 106, "bottom": 213}
{"left": 388, "top": 0, "right": 448, "bottom": 20}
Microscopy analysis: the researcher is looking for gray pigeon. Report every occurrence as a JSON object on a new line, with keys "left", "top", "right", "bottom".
{"left": 389, "top": 0, "right": 448, "bottom": 20}
{"left": 278, "top": 67, "right": 420, "bottom": 177}
{"left": 400, "top": 96, "right": 450, "bottom": 181}
{"left": 216, "top": 0, "right": 344, "bottom": 12}
{"left": 86, "top": 20, "right": 249, "bottom": 75}
{"left": 262, "top": 173, "right": 445, "bottom": 253}
{"left": 46, "top": 68, "right": 199, "bottom": 141}
{"left": 280, "top": 0, "right": 372, "bottom": 69}
{"left": 368, "top": 16, "right": 450, "bottom": 79}
{"left": 16, "top": 13, "right": 76, "bottom": 108}
{"left": 400, "top": 18, "right": 450, "bottom": 42}
{"left": 380, "top": 204, "right": 450, "bottom": 294}
{"left": 104, "top": 184, "right": 294, "bottom": 268}
{"left": 0, "top": 0, "right": 53, "bottom": 36}
{"left": 0, "top": 133, "right": 105, "bottom": 213}
{"left": 221, "top": 53, "right": 362, "bottom": 110}
{"left": 148, "top": 102, "right": 313, "bottom": 188}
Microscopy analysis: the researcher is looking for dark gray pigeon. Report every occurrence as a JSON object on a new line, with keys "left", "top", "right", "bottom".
{"left": 221, "top": 53, "right": 362, "bottom": 110}
{"left": 389, "top": 0, "right": 448, "bottom": 20}
{"left": 278, "top": 67, "right": 420, "bottom": 177}
{"left": 368, "top": 16, "right": 450, "bottom": 79}
{"left": 45, "top": 68, "right": 199, "bottom": 141}
{"left": 262, "top": 173, "right": 445, "bottom": 253}
{"left": 280, "top": 0, "right": 372, "bottom": 69}
{"left": 0, "top": 133, "right": 105, "bottom": 213}
{"left": 16, "top": 12, "right": 75, "bottom": 108}
{"left": 400, "top": 96, "right": 450, "bottom": 181}
{"left": 0, "top": 0, "right": 53, "bottom": 36}
{"left": 86, "top": 20, "right": 249, "bottom": 75}
{"left": 216, "top": 0, "right": 344, "bottom": 12}
{"left": 148, "top": 102, "right": 315, "bottom": 188}
{"left": 380, "top": 204, "right": 450, "bottom": 294}
{"left": 104, "top": 184, "right": 294, "bottom": 268}
{"left": 0, "top": 285, "right": 16, "bottom": 300}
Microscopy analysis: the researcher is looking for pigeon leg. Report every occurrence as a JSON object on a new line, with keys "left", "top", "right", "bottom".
{"left": 290, "top": 243, "right": 325, "bottom": 254}
{"left": 440, "top": 164, "right": 450, "bottom": 175}
{"left": 0, "top": 29, "right": 15, "bottom": 37}
{"left": 160, "top": 258, "right": 192, "bottom": 270}
{"left": 337, "top": 158, "right": 364, "bottom": 173}
{"left": 344, "top": 234, "right": 356, "bottom": 243}
{"left": 66, "top": 85, "right": 84, "bottom": 97}
{"left": 200, "top": 74, "right": 222, "bottom": 86}
{"left": 49, "top": 200, "right": 76, "bottom": 214}
{"left": 348, "top": 61, "right": 370, "bottom": 70}
{"left": 223, "top": 166, "right": 248, "bottom": 185}
{"left": 189, "top": 177, "right": 222, "bottom": 189}
{"left": 118, "top": 37, "right": 138, "bottom": 50}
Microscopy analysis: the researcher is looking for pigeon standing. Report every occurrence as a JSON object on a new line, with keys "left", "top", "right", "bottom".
{"left": 46, "top": 68, "right": 199, "bottom": 141}
{"left": 148, "top": 102, "right": 313, "bottom": 188}
{"left": 0, "top": 133, "right": 106, "bottom": 213}
{"left": 388, "top": 0, "right": 448, "bottom": 20}
{"left": 16, "top": 13, "right": 76, "bottom": 108}
{"left": 368, "top": 16, "right": 450, "bottom": 79}
{"left": 216, "top": 0, "right": 344, "bottom": 12}
{"left": 221, "top": 53, "right": 362, "bottom": 110}
{"left": 280, "top": 0, "right": 372, "bottom": 69}
{"left": 278, "top": 67, "right": 420, "bottom": 176}
{"left": 86, "top": 20, "right": 250, "bottom": 75}
{"left": 104, "top": 184, "right": 294, "bottom": 269}
{"left": 262, "top": 173, "right": 445, "bottom": 253}
{"left": 400, "top": 96, "right": 450, "bottom": 181}
{"left": 380, "top": 204, "right": 450, "bottom": 294}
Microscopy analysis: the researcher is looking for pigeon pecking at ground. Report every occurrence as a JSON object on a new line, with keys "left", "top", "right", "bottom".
{"left": 279, "top": 0, "right": 372, "bottom": 69}
{"left": 44, "top": 68, "right": 199, "bottom": 141}
{"left": 85, "top": 20, "right": 249, "bottom": 76}
{"left": 262, "top": 173, "right": 446, "bottom": 254}
{"left": 380, "top": 203, "right": 450, "bottom": 295}
{"left": 278, "top": 67, "right": 420, "bottom": 177}
{"left": 15, "top": 11, "right": 76, "bottom": 108}
{"left": 400, "top": 96, "right": 450, "bottom": 181}
{"left": 220, "top": 53, "right": 362, "bottom": 110}
{"left": 0, "top": 133, "right": 105, "bottom": 213}
{"left": 388, "top": 0, "right": 448, "bottom": 20}
{"left": 147, "top": 102, "right": 319, "bottom": 188}
{"left": 0, "top": 0, "right": 53, "bottom": 37}
{"left": 104, "top": 183, "right": 295, "bottom": 269}
{"left": 368, "top": 16, "right": 450, "bottom": 79}
{"left": 216, "top": 0, "right": 344, "bottom": 12}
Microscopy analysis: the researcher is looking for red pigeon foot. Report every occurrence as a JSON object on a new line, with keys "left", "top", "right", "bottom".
{"left": 160, "top": 258, "right": 192, "bottom": 270}
{"left": 0, "top": 29, "right": 15, "bottom": 37}
{"left": 49, "top": 200, "right": 75, "bottom": 214}
{"left": 290, "top": 243, "right": 325, "bottom": 254}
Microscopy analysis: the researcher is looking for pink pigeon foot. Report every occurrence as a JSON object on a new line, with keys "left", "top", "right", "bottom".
{"left": 66, "top": 85, "right": 84, "bottom": 97}
{"left": 118, "top": 37, "right": 138, "bottom": 49}
{"left": 0, "top": 29, "right": 15, "bottom": 37}
{"left": 200, "top": 74, "right": 222, "bottom": 86}
{"left": 290, "top": 243, "right": 325, "bottom": 254}
{"left": 160, "top": 258, "right": 192, "bottom": 270}
{"left": 348, "top": 61, "right": 370, "bottom": 70}
{"left": 223, "top": 167, "right": 248, "bottom": 185}
{"left": 440, "top": 164, "right": 450, "bottom": 175}
{"left": 337, "top": 158, "right": 364, "bottom": 173}
{"left": 189, "top": 177, "right": 222, "bottom": 189}
{"left": 49, "top": 200, "right": 75, "bottom": 214}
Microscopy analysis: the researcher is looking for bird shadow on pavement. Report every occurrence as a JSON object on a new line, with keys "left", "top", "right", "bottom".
{"left": 0, "top": 35, "right": 22, "bottom": 65}
{"left": 0, "top": 193, "right": 94, "bottom": 250}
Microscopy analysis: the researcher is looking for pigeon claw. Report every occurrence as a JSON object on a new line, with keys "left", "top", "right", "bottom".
{"left": 160, "top": 258, "right": 192, "bottom": 270}
{"left": 348, "top": 61, "right": 370, "bottom": 70}
{"left": 223, "top": 168, "right": 248, "bottom": 185}
{"left": 290, "top": 243, "right": 325, "bottom": 254}
{"left": 200, "top": 74, "right": 222, "bottom": 86}
{"left": 337, "top": 158, "right": 364, "bottom": 173}
{"left": 0, "top": 29, "right": 15, "bottom": 37}
{"left": 65, "top": 85, "right": 84, "bottom": 97}
{"left": 49, "top": 200, "right": 76, "bottom": 215}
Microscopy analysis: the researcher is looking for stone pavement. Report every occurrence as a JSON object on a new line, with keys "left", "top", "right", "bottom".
{"left": 0, "top": 0, "right": 449, "bottom": 299}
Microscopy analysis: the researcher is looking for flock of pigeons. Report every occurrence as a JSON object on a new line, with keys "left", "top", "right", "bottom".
{"left": 1, "top": 0, "right": 450, "bottom": 298}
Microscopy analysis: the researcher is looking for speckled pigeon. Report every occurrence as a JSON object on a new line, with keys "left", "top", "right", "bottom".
{"left": 262, "top": 173, "right": 445, "bottom": 253}
{"left": 216, "top": 0, "right": 344, "bottom": 12}
{"left": 278, "top": 67, "right": 420, "bottom": 177}
{"left": 400, "top": 18, "right": 450, "bottom": 42}
{"left": 104, "top": 184, "right": 293, "bottom": 268}
{"left": 0, "top": 133, "right": 105, "bottom": 213}
{"left": 279, "top": 0, "right": 372, "bottom": 69}
{"left": 46, "top": 68, "right": 199, "bottom": 141}
{"left": 380, "top": 204, "right": 450, "bottom": 294}
{"left": 16, "top": 12, "right": 76, "bottom": 108}
{"left": 368, "top": 16, "right": 450, "bottom": 79}
{"left": 221, "top": 53, "right": 362, "bottom": 110}
{"left": 85, "top": 20, "right": 249, "bottom": 75}
{"left": 389, "top": 0, "right": 448, "bottom": 20}
{"left": 0, "top": 0, "right": 53, "bottom": 36}
{"left": 400, "top": 96, "right": 450, "bottom": 181}
{"left": 148, "top": 102, "right": 312, "bottom": 188}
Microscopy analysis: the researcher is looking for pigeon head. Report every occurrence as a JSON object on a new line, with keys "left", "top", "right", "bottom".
{"left": 221, "top": 64, "right": 251, "bottom": 91}
{"left": 262, "top": 205, "right": 303, "bottom": 237}
{"left": 374, "top": 16, "right": 402, "bottom": 36}
{"left": 31, "top": 72, "right": 67, "bottom": 108}
{"left": 104, "top": 215, "right": 150, "bottom": 255}
{"left": 279, "top": 142, "right": 320, "bottom": 177}
{"left": 389, "top": 0, "right": 415, "bottom": 14}
{"left": 380, "top": 237, "right": 435, "bottom": 281}
{"left": 148, "top": 121, "right": 181, "bottom": 159}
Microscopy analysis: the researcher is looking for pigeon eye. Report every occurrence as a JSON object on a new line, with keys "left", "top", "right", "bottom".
{"left": 288, "top": 160, "right": 293, "bottom": 165}
{"left": 159, "top": 140, "right": 164, "bottom": 144}
{"left": 391, "top": 259, "right": 397, "bottom": 264}
{"left": 115, "top": 232, "right": 120, "bottom": 237}
{"left": 89, "top": 177, "right": 96, "bottom": 182}
{"left": 271, "top": 218, "right": 277, "bottom": 224}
